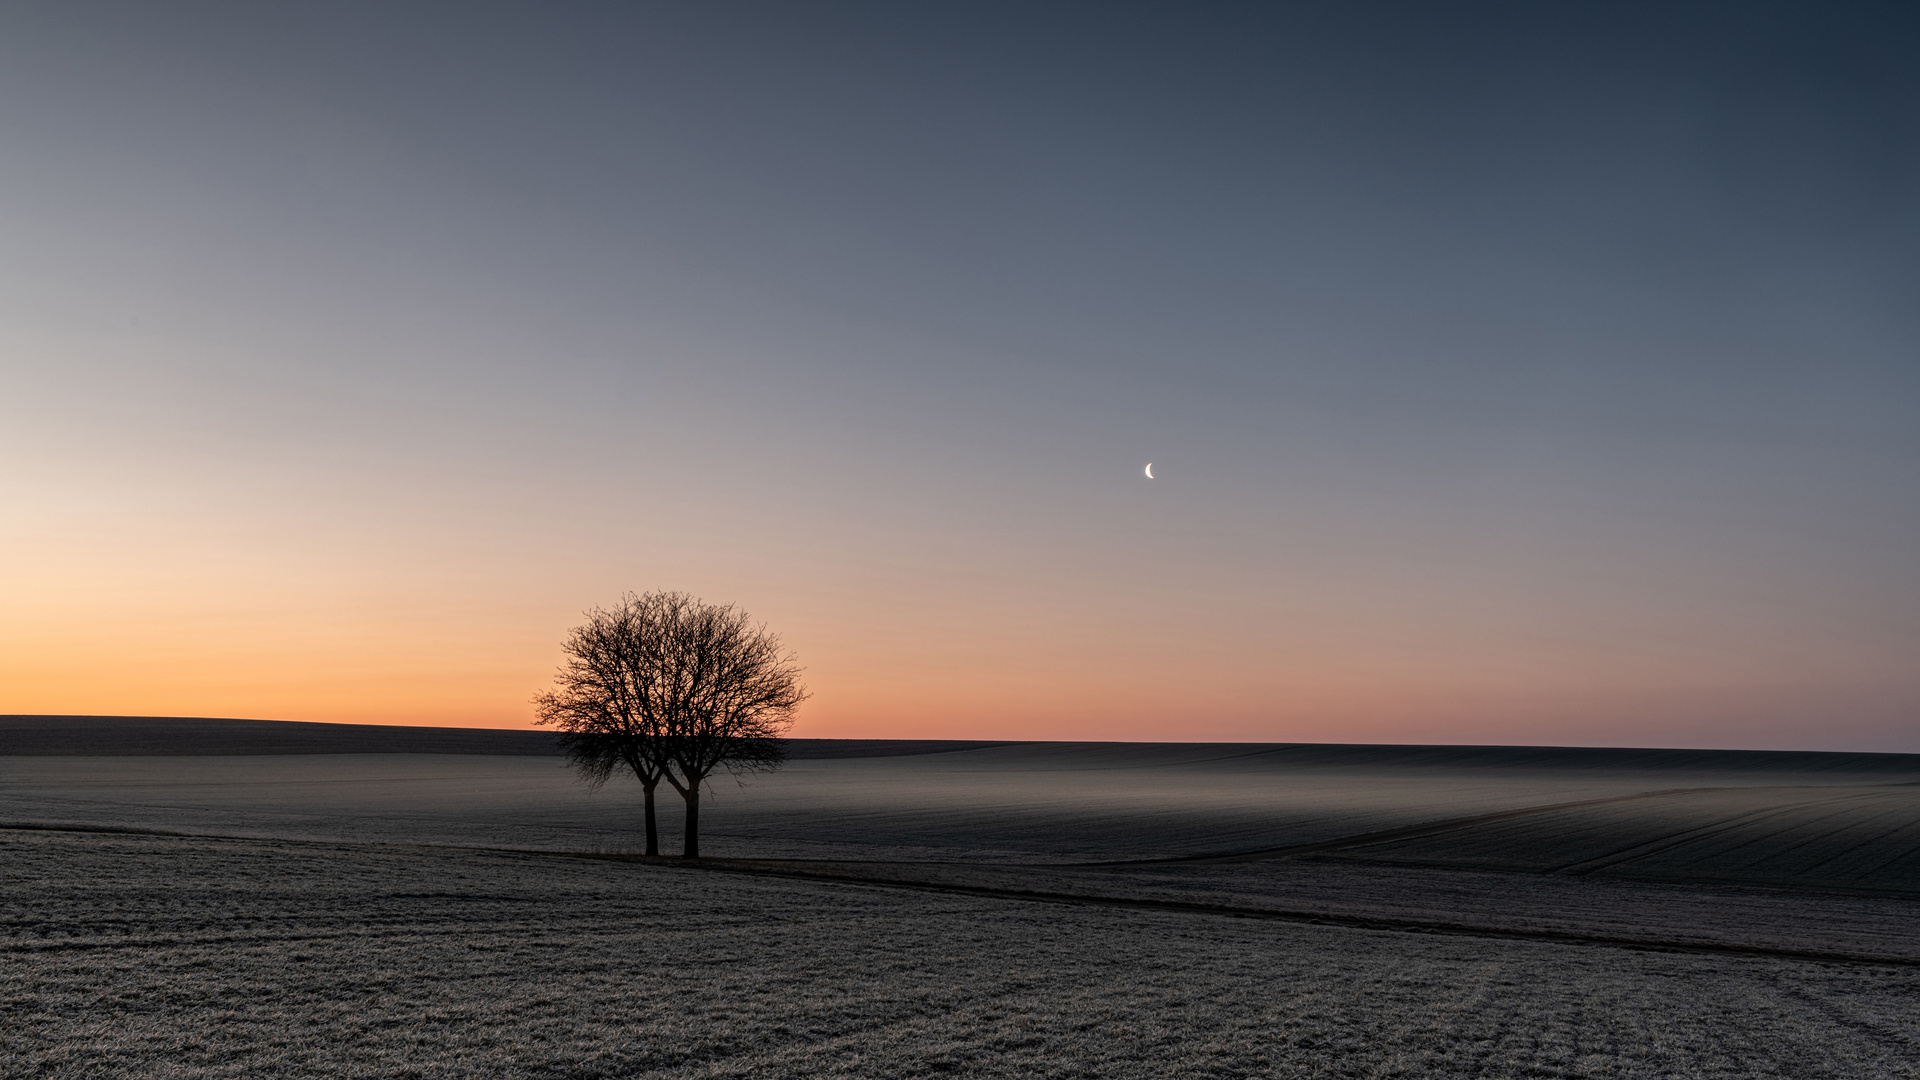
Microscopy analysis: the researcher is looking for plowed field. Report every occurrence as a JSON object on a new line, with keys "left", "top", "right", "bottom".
{"left": 6, "top": 828, "right": 1918, "bottom": 1079}
{"left": 1316, "top": 784, "right": 1920, "bottom": 894}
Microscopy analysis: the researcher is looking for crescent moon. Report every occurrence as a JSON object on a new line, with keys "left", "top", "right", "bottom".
{"left": 1144, "top": 463, "right": 1154, "bottom": 479}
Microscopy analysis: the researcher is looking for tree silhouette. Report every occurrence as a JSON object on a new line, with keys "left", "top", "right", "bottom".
{"left": 533, "top": 591, "right": 805, "bottom": 858}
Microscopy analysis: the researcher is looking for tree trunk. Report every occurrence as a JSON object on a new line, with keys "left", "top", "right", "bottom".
{"left": 642, "top": 779, "right": 660, "bottom": 857}
{"left": 681, "top": 782, "right": 700, "bottom": 859}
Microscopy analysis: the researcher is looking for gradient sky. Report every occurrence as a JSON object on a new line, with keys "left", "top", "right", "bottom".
{"left": 4, "top": 2, "right": 1917, "bottom": 750}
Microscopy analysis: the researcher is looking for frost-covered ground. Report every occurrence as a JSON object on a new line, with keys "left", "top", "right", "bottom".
{"left": 708, "top": 856, "right": 1920, "bottom": 964}
{"left": 5, "top": 828, "right": 1918, "bottom": 1079}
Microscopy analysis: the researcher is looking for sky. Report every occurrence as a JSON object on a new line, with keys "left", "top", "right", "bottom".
{"left": 3, "top": 1, "right": 1917, "bottom": 750}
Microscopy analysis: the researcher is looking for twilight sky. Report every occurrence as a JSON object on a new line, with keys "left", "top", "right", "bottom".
{"left": 3, "top": 2, "right": 1917, "bottom": 749}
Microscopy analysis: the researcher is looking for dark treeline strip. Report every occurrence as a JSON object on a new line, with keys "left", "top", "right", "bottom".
{"left": 1245, "top": 743, "right": 1920, "bottom": 775}
{"left": 0, "top": 716, "right": 1010, "bottom": 759}
{"left": 3, "top": 716, "right": 1918, "bottom": 774}
{"left": 0, "top": 716, "right": 561, "bottom": 756}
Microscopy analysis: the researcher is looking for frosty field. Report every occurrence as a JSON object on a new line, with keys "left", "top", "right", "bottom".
{"left": 5, "top": 828, "right": 1919, "bottom": 1079}
{"left": 5, "top": 734, "right": 1920, "bottom": 1076}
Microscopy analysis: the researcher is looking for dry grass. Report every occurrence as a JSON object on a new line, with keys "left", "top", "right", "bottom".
{"left": 6, "top": 827, "right": 1919, "bottom": 1079}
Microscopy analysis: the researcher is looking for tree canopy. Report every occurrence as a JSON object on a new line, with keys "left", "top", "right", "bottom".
{"left": 533, "top": 591, "right": 806, "bottom": 857}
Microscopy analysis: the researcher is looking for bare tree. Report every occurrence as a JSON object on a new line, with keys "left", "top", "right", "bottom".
{"left": 532, "top": 591, "right": 806, "bottom": 858}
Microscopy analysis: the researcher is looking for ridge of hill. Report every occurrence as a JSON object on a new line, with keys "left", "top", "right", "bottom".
{"left": 0, "top": 715, "right": 1010, "bottom": 759}
{"left": 3, "top": 715, "right": 1918, "bottom": 773}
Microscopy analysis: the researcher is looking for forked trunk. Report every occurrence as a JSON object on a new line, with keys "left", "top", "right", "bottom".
{"left": 681, "top": 783, "right": 701, "bottom": 859}
{"left": 642, "top": 779, "right": 660, "bottom": 857}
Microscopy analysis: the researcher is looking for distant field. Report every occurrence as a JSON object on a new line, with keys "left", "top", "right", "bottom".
{"left": 6, "top": 828, "right": 1917, "bottom": 1079}
{"left": 11, "top": 742, "right": 1916, "bottom": 867}
{"left": 693, "top": 742, "right": 1920, "bottom": 868}
{"left": 1315, "top": 783, "right": 1920, "bottom": 894}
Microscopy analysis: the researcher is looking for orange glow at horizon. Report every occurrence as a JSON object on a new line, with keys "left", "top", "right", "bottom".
{"left": 7, "top": 557, "right": 1914, "bottom": 751}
